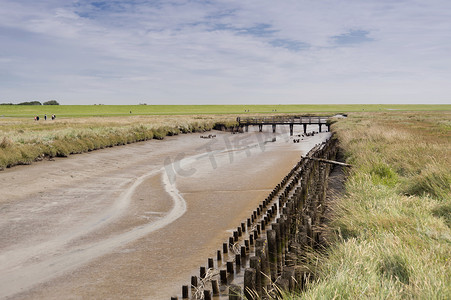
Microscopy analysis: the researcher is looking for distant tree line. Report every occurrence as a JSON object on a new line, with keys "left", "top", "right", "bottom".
{"left": 0, "top": 100, "right": 60, "bottom": 105}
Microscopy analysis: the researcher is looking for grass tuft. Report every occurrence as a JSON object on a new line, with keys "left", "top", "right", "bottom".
{"left": 369, "top": 163, "right": 398, "bottom": 187}
{"left": 378, "top": 254, "right": 410, "bottom": 285}
{"left": 431, "top": 204, "right": 451, "bottom": 228}
{"left": 402, "top": 167, "right": 451, "bottom": 200}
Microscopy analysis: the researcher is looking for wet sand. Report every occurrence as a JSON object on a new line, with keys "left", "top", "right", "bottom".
{"left": 0, "top": 126, "right": 330, "bottom": 299}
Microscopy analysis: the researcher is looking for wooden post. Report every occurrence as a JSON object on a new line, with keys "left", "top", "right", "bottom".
{"left": 250, "top": 256, "right": 262, "bottom": 298}
{"left": 267, "top": 229, "right": 277, "bottom": 281}
{"left": 208, "top": 258, "right": 214, "bottom": 269}
{"left": 182, "top": 285, "right": 189, "bottom": 299}
{"left": 282, "top": 267, "right": 296, "bottom": 291}
{"left": 305, "top": 216, "right": 313, "bottom": 246}
{"left": 271, "top": 223, "right": 282, "bottom": 274}
{"left": 284, "top": 205, "right": 292, "bottom": 241}
{"left": 211, "top": 280, "right": 219, "bottom": 295}
{"left": 229, "top": 284, "right": 242, "bottom": 300}
{"left": 244, "top": 268, "right": 257, "bottom": 300}
{"left": 275, "top": 278, "right": 289, "bottom": 295}
{"left": 272, "top": 124, "right": 276, "bottom": 133}
{"left": 217, "top": 250, "right": 222, "bottom": 262}
{"left": 303, "top": 123, "right": 307, "bottom": 134}
{"left": 223, "top": 242, "right": 228, "bottom": 254}
{"left": 294, "top": 268, "right": 305, "bottom": 291}
{"left": 191, "top": 276, "right": 198, "bottom": 288}
{"left": 235, "top": 254, "right": 241, "bottom": 269}
{"left": 227, "top": 261, "right": 234, "bottom": 274}
{"left": 277, "top": 217, "right": 287, "bottom": 254}
{"left": 241, "top": 245, "right": 246, "bottom": 259}
{"left": 204, "top": 290, "right": 211, "bottom": 300}
{"left": 255, "top": 238, "right": 270, "bottom": 289}
{"left": 290, "top": 124, "right": 294, "bottom": 136}
{"left": 220, "top": 269, "right": 227, "bottom": 284}
{"left": 200, "top": 266, "right": 206, "bottom": 279}
{"left": 285, "top": 252, "right": 297, "bottom": 267}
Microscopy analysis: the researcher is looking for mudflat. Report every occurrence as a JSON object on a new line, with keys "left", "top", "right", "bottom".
{"left": 0, "top": 127, "right": 330, "bottom": 299}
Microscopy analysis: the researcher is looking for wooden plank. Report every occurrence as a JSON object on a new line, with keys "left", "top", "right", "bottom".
{"left": 302, "top": 156, "right": 352, "bottom": 167}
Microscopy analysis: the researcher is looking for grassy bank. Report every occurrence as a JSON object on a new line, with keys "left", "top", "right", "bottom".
{"left": 0, "top": 115, "right": 233, "bottom": 170}
{"left": 1, "top": 104, "right": 450, "bottom": 118}
{"left": 295, "top": 111, "right": 451, "bottom": 299}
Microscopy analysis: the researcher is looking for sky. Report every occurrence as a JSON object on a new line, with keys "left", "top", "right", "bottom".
{"left": 0, "top": 0, "right": 450, "bottom": 105}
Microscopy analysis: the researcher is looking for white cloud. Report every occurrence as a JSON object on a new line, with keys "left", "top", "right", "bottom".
{"left": 0, "top": 0, "right": 450, "bottom": 104}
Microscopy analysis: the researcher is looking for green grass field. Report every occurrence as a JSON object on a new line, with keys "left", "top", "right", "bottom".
{"left": 1, "top": 104, "right": 450, "bottom": 118}
{"left": 295, "top": 111, "right": 451, "bottom": 299}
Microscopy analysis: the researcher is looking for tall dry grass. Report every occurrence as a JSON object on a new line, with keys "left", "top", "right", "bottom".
{"left": 293, "top": 111, "right": 451, "bottom": 299}
{"left": 0, "top": 115, "right": 236, "bottom": 169}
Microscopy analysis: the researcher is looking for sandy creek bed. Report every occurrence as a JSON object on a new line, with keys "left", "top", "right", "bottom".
{"left": 0, "top": 126, "right": 330, "bottom": 299}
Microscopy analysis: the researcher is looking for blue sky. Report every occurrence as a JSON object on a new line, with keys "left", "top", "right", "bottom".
{"left": 1, "top": 0, "right": 450, "bottom": 104}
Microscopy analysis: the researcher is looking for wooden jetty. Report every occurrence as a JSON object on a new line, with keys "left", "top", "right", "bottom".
{"left": 236, "top": 116, "right": 330, "bottom": 136}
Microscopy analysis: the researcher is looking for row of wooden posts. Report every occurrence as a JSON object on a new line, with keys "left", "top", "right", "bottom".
{"left": 171, "top": 136, "right": 338, "bottom": 299}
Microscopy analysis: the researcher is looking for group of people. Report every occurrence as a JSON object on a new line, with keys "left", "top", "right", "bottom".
{"left": 34, "top": 114, "right": 56, "bottom": 121}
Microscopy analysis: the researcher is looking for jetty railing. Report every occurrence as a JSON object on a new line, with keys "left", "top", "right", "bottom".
{"left": 235, "top": 116, "right": 330, "bottom": 135}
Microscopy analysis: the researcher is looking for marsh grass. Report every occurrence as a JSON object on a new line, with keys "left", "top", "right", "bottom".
{"left": 0, "top": 115, "right": 226, "bottom": 169}
{"left": 2, "top": 104, "right": 450, "bottom": 118}
{"left": 296, "top": 111, "right": 451, "bottom": 299}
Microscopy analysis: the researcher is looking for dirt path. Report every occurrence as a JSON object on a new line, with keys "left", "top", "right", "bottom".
{"left": 0, "top": 128, "right": 330, "bottom": 299}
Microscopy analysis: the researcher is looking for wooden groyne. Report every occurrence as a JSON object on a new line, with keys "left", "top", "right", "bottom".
{"left": 171, "top": 135, "right": 338, "bottom": 299}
